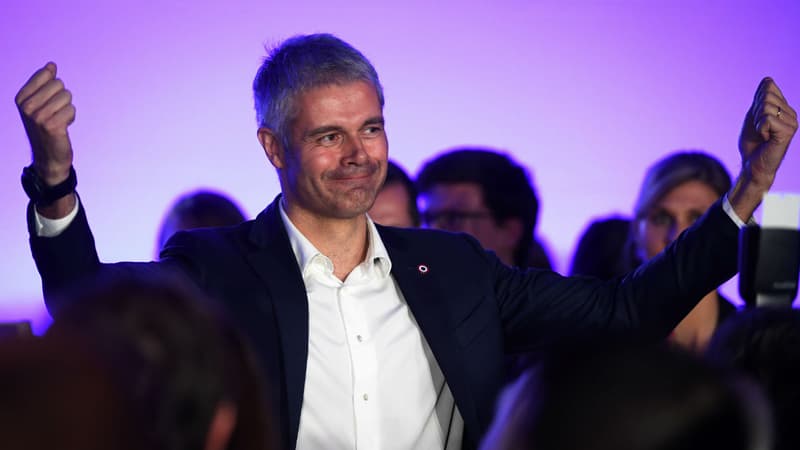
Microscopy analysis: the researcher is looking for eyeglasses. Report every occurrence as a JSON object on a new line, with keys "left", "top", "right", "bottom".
{"left": 420, "top": 210, "right": 494, "bottom": 229}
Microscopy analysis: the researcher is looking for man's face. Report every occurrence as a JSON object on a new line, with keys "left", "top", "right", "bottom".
{"left": 266, "top": 81, "right": 388, "bottom": 221}
{"left": 419, "top": 182, "right": 520, "bottom": 265}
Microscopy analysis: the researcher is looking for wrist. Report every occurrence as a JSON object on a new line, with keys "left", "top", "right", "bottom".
{"left": 728, "top": 167, "right": 769, "bottom": 222}
{"left": 21, "top": 164, "right": 77, "bottom": 209}
{"left": 36, "top": 193, "right": 77, "bottom": 220}
{"left": 739, "top": 159, "right": 775, "bottom": 192}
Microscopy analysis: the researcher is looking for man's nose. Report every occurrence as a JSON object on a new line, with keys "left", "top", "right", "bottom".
{"left": 343, "top": 135, "right": 368, "bottom": 164}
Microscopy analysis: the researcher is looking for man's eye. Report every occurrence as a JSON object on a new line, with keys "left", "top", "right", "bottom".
{"left": 363, "top": 126, "right": 383, "bottom": 136}
{"left": 318, "top": 134, "right": 340, "bottom": 145}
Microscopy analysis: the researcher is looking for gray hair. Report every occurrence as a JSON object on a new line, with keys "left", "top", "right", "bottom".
{"left": 252, "top": 33, "right": 384, "bottom": 150}
{"left": 633, "top": 151, "right": 732, "bottom": 220}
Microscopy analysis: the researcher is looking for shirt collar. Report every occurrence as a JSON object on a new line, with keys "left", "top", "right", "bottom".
{"left": 279, "top": 201, "right": 392, "bottom": 278}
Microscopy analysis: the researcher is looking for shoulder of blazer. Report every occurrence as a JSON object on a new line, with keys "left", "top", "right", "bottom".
{"left": 375, "top": 224, "right": 488, "bottom": 255}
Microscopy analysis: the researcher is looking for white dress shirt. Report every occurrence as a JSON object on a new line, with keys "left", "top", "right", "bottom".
{"left": 280, "top": 205, "right": 462, "bottom": 450}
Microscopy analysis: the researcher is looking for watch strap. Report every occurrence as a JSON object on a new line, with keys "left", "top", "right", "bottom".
{"left": 21, "top": 165, "right": 77, "bottom": 207}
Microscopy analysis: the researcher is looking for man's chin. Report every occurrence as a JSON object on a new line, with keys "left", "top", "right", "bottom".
{"left": 329, "top": 190, "right": 378, "bottom": 218}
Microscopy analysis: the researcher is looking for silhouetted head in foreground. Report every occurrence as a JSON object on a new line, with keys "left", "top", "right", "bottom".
{"left": 47, "top": 273, "right": 277, "bottom": 450}
{"left": 707, "top": 307, "right": 800, "bottom": 450}
{"left": 481, "top": 339, "right": 772, "bottom": 450}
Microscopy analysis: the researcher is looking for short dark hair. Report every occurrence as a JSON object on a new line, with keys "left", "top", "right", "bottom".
{"left": 253, "top": 33, "right": 384, "bottom": 150}
{"left": 484, "top": 339, "right": 771, "bottom": 450}
{"left": 383, "top": 160, "right": 420, "bottom": 227}
{"left": 706, "top": 307, "right": 800, "bottom": 450}
{"left": 0, "top": 337, "right": 143, "bottom": 450}
{"left": 569, "top": 216, "right": 632, "bottom": 279}
{"left": 157, "top": 189, "right": 246, "bottom": 253}
{"left": 47, "top": 273, "right": 276, "bottom": 450}
{"left": 416, "top": 148, "right": 539, "bottom": 267}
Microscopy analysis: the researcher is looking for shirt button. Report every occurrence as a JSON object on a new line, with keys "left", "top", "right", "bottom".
{"left": 356, "top": 335, "right": 363, "bottom": 342}
{"left": 363, "top": 393, "right": 369, "bottom": 401}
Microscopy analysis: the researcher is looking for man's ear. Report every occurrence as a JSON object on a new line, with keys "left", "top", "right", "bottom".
{"left": 257, "top": 127, "right": 285, "bottom": 169}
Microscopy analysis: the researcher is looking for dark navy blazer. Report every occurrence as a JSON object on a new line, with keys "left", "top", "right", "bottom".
{"left": 29, "top": 195, "right": 740, "bottom": 449}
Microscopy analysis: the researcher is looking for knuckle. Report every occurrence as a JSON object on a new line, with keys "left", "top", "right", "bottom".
{"left": 43, "top": 118, "right": 63, "bottom": 134}
{"left": 29, "top": 108, "right": 46, "bottom": 124}
{"left": 31, "top": 115, "right": 48, "bottom": 127}
{"left": 20, "top": 100, "right": 37, "bottom": 116}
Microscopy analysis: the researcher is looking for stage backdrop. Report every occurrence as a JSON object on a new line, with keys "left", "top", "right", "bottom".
{"left": 1, "top": 0, "right": 798, "bottom": 332}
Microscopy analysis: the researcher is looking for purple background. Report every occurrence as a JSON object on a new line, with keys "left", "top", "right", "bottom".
{"left": 1, "top": 0, "right": 799, "bottom": 333}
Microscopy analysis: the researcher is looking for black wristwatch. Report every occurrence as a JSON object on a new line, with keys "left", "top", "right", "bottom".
{"left": 21, "top": 164, "right": 77, "bottom": 207}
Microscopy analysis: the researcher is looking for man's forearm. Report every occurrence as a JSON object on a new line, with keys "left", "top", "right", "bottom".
{"left": 727, "top": 166, "right": 772, "bottom": 224}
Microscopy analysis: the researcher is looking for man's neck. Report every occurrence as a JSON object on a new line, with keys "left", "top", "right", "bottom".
{"left": 284, "top": 204, "right": 370, "bottom": 281}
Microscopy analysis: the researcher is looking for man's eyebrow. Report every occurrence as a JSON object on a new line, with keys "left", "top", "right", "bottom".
{"left": 305, "top": 125, "right": 344, "bottom": 138}
{"left": 304, "top": 117, "right": 385, "bottom": 139}
{"left": 362, "top": 116, "right": 385, "bottom": 127}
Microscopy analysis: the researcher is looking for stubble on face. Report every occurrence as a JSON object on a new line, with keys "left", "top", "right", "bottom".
{"left": 281, "top": 81, "right": 388, "bottom": 222}
{"left": 318, "top": 159, "right": 384, "bottom": 217}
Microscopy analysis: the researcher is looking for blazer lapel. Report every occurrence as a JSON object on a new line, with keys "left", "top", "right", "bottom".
{"left": 380, "top": 227, "right": 481, "bottom": 446}
{"left": 246, "top": 196, "right": 308, "bottom": 448}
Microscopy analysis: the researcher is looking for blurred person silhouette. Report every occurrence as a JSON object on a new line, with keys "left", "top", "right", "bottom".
{"left": 367, "top": 159, "right": 419, "bottom": 227}
{"left": 630, "top": 151, "right": 738, "bottom": 352}
{"left": 156, "top": 189, "right": 247, "bottom": 257}
{"left": 46, "top": 273, "right": 277, "bottom": 450}
{"left": 0, "top": 335, "right": 143, "bottom": 450}
{"left": 706, "top": 307, "right": 800, "bottom": 450}
{"left": 417, "top": 148, "right": 553, "bottom": 269}
{"left": 481, "top": 338, "right": 772, "bottom": 450}
{"left": 569, "top": 216, "right": 632, "bottom": 280}
{"left": 528, "top": 240, "right": 553, "bottom": 271}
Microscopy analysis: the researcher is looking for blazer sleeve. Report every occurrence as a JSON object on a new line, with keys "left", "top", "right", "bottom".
{"left": 28, "top": 199, "right": 103, "bottom": 315}
{"left": 495, "top": 198, "right": 739, "bottom": 352}
{"left": 28, "top": 199, "right": 189, "bottom": 317}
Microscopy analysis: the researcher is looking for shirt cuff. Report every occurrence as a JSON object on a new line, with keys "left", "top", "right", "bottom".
{"left": 35, "top": 197, "right": 81, "bottom": 237}
{"left": 722, "top": 194, "right": 753, "bottom": 229}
